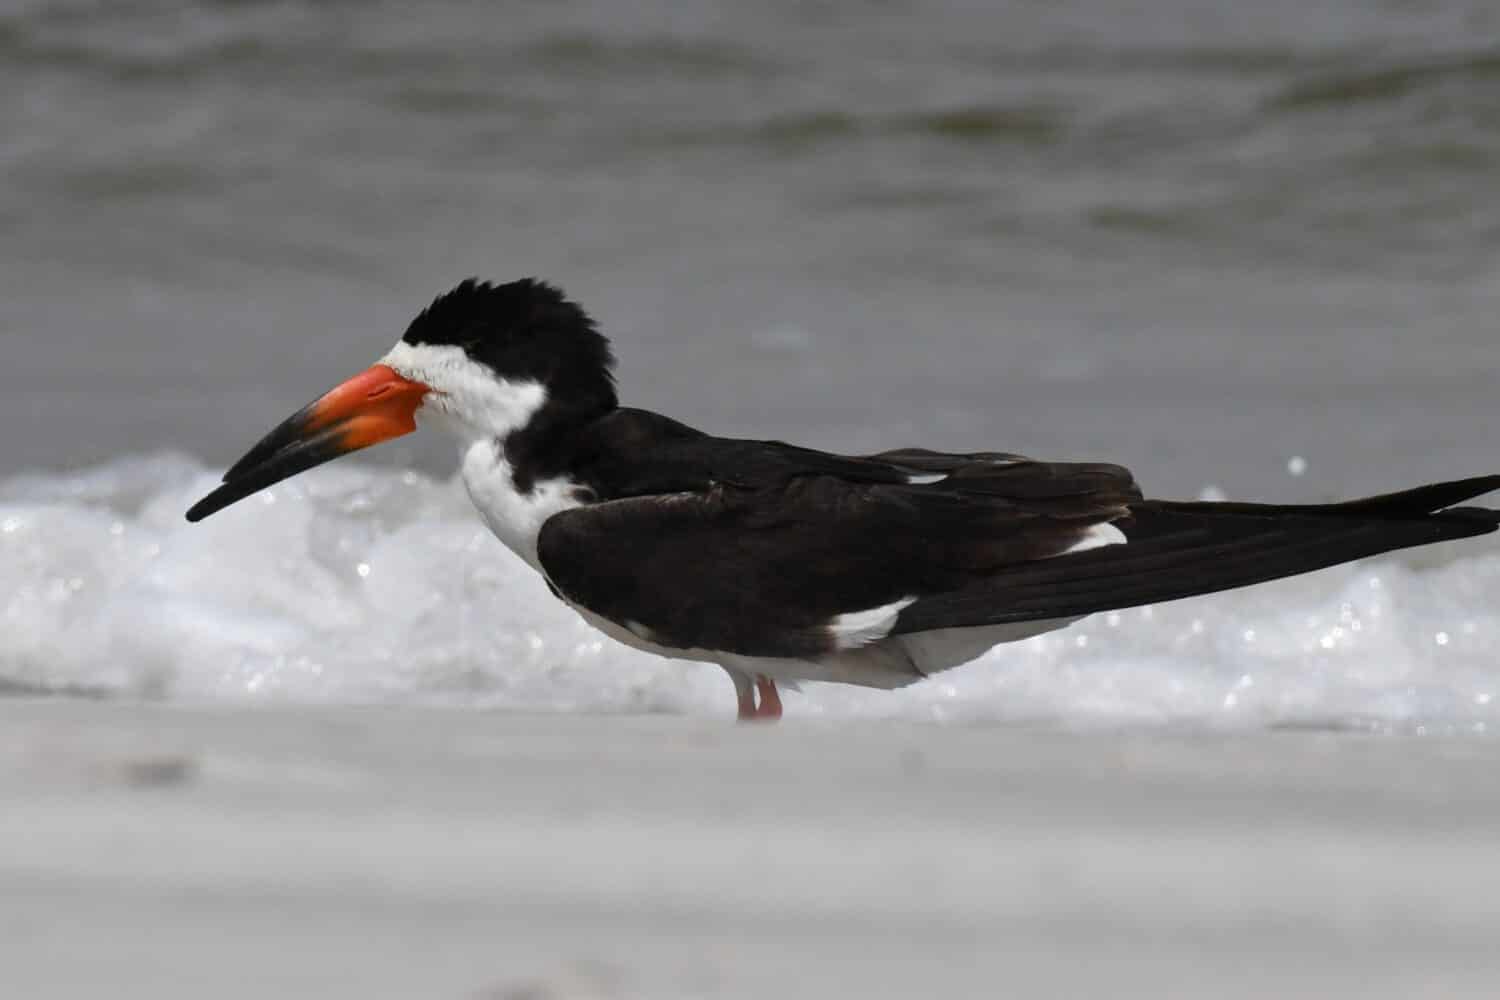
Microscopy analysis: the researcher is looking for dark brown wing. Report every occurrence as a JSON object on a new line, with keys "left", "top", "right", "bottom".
{"left": 891, "top": 477, "right": 1500, "bottom": 634}
{"left": 537, "top": 458, "right": 1140, "bottom": 660}
{"left": 543, "top": 411, "right": 1500, "bottom": 659}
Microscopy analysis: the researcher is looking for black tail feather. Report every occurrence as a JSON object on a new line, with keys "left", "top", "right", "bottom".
{"left": 1157, "top": 474, "right": 1500, "bottom": 521}
{"left": 893, "top": 477, "right": 1500, "bottom": 634}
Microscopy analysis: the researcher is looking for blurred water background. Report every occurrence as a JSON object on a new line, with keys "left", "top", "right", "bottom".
{"left": 2, "top": 0, "right": 1499, "bottom": 720}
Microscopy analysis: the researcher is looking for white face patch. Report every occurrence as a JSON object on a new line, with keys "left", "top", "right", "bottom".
{"left": 381, "top": 340, "right": 547, "bottom": 442}
{"left": 381, "top": 341, "right": 578, "bottom": 569}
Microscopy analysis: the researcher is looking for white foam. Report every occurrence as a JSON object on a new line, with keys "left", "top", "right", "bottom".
{"left": 3, "top": 454, "right": 1499, "bottom": 729}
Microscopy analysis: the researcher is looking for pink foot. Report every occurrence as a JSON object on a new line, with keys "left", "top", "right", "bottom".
{"left": 753, "top": 675, "right": 782, "bottom": 721}
{"left": 734, "top": 674, "right": 784, "bottom": 722}
{"left": 736, "top": 682, "right": 758, "bottom": 722}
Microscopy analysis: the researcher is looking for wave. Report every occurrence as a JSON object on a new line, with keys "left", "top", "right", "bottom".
{"left": 2, "top": 454, "right": 1498, "bottom": 729}
{"left": 1267, "top": 49, "right": 1500, "bottom": 110}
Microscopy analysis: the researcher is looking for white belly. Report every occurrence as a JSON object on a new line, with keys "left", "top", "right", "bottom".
{"left": 570, "top": 600, "right": 1081, "bottom": 691}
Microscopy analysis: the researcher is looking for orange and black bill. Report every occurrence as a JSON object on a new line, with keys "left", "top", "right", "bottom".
{"left": 185, "top": 365, "right": 430, "bottom": 523}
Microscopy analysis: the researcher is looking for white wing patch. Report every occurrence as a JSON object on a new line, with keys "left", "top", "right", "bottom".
{"left": 903, "top": 457, "right": 1022, "bottom": 485}
{"left": 828, "top": 596, "right": 917, "bottom": 650}
{"left": 1064, "top": 521, "right": 1128, "bottom": 554}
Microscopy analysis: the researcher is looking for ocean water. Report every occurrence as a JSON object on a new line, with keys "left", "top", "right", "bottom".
{"left": 2, "top": 1, "right": 1498, "bottom": 723}
{"left": 3, "top": 453, "right": 1497, "bottom": 728}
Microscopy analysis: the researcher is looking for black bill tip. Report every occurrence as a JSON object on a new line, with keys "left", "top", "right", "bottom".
{"left": 185, "top": 423, "right": 347, "bottom": 522}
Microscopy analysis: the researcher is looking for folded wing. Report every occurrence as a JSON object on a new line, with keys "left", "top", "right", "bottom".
{"left": 539, "top": 443, "right": 1142, "bottom": 660}
{"left": 542, "top": 408, "right": 1500, "bottom": 667}
{"left": 892, "top": 476, "right": 1500, "bottom": 634}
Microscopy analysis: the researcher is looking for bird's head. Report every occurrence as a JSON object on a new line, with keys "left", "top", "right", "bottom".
{"left": 186, "top": 278, "right": 615, "bottom": 522}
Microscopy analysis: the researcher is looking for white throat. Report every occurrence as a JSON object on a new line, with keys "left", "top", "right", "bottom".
{"left": 459, "top": 440, "right": 585, "bottom": 570}
{"left": 380, "top": 340, "right": 585, "bottom": 570}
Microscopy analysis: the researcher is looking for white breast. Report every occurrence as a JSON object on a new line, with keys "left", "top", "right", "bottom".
{"left": 461, "top": 438, "right": 585, "bottom": 570}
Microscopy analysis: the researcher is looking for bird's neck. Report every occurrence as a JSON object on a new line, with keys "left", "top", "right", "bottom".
{"left": 457, "top": 404, "right": 612, "bottom": 570}
{"left": 503, "top": 383, "right": 629, "bottom": 488}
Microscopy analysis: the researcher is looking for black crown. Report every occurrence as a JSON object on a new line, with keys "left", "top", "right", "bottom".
{"left": 403, "top": 278, "right": 617, "bottom": 413}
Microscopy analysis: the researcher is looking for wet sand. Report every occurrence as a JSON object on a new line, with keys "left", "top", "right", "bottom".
{"left": 3, "top": 699, "right": 1498, "bottom": 998}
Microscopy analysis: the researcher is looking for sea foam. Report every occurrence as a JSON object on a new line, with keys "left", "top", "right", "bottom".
{"left": 3, "top": 454, "right": 1498, "bottom": 730}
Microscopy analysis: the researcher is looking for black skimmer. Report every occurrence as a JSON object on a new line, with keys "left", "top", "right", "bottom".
{"left": 187, "top": 279, "right": 1500, "bottom": 720}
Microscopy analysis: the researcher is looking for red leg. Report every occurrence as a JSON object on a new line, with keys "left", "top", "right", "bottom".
{"left": 754, "top": 675, "right": 783, "bottom": 721}
{"left": 735, "top": 678, "right": 758, "bottom": 722}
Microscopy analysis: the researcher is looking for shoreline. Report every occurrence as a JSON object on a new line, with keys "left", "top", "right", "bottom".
{"left": 4, "top": 699, "right": 1500, "bottom": 997}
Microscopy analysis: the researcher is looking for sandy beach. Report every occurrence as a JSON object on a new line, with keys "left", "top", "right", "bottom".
{"left": 3, "top": 699, "right": 1498, "bottom": 998}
